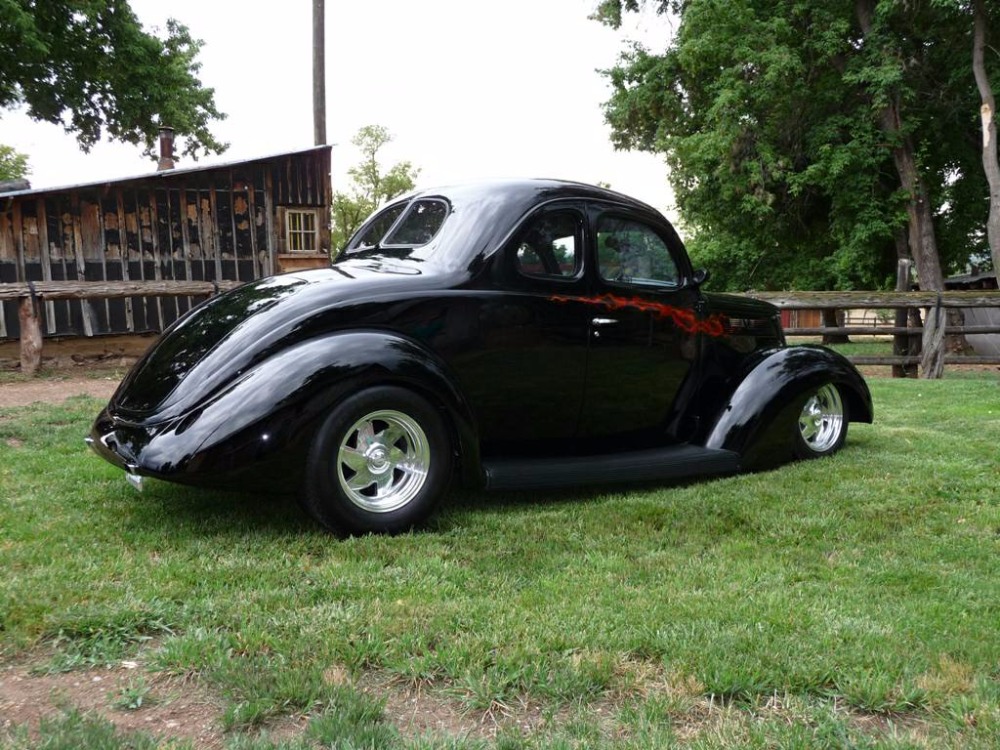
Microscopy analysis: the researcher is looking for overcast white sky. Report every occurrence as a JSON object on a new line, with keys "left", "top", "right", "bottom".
{"left": 1, "top": 0, "right": 678, "bottom": 217}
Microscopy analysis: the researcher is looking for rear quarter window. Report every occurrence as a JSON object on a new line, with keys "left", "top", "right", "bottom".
{"left": 347, "top": 198, "right": 449, "bottom": 252}
{"left": 384, "top": 200, "right": 449, "bottom": 246}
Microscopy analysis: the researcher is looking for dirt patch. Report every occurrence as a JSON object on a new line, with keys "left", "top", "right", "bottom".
{"left": 357, "top": 671, "right": 569, "bottom": 742}
{"left": 0, "top": 664, "right": 225, "bottom": 748}
{"left": 0, "top": 375, "right": 120, "bottom": 409}
{"left": 0, "top": 335, "right": 151, "bottom": 408}
{"left": 0, "top": 661, "right": 565, "bottom": 747}
{"left": 1, "top": 335, "right": 149, "bottom": 408}
{"left": 0, "top": 658, "right": 938, "bottom": 747}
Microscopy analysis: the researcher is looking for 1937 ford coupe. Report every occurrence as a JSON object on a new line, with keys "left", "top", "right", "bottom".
{"left": 89, "top": 179, "right": 873, "bottom": 534}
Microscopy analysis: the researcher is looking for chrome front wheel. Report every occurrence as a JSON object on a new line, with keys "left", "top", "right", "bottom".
{"left": 795, "top": 383, "right": 846, "bottom": 457}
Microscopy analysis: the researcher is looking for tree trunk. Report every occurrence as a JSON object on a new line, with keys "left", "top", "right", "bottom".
{"left": 855, "top": 0, "right": 946, "bottom": 378}
{"left": 973, "top": 0, "right": 1000, "bottom": 275}
{"left": 884, "top": 112, "right": 946, "bottom": 378}
{"left": 821, "top": 308, "right": 850, "bottom": 344}
{"left": 892, "top": 254, "right": 917, "bottom": 378}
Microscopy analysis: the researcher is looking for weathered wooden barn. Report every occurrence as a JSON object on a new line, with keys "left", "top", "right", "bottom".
{"left": 0, "top": 144, "right": 332, "bottom": 339}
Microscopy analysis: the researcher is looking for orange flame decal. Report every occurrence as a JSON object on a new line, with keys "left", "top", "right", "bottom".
{"left": 550, "top": 293, "right": 727, "bottom": 337}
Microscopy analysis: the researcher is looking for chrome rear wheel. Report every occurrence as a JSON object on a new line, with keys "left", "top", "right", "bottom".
{"left": 303, "top": 386, "right": 451, "bottom": 535}
{"left": 337, "top": 409, "right": 431, "bottom": 513}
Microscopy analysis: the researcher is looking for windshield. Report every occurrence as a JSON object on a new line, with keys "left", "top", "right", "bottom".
{"left": 347, "top": 198, "right": 449, "bottom": 252}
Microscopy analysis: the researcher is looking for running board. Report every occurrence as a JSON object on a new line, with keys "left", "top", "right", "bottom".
{"left": 482, "top": 445, "right": 741, "bottom": 491}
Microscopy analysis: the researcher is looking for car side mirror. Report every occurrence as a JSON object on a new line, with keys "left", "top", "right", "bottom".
{"left": 687, "top": 268, "right": 710, "bottom": 289}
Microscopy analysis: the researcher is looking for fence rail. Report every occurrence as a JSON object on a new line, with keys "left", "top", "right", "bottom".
{"left": 0, "top": 279, "right": 243, "bottom": 302}
{"left": 747, "top": 290, "right": 1000, "bottom": 308}
{"left": 2, "top": 282, "right": 999, "bottom": 376}
{"left": 785, "top": 326, "right": 1000, "bottom": 336}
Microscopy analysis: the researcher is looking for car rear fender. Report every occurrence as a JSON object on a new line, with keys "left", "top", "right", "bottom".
{"left": 703, "top": 345, "right": 873, "bottom": 469}
{"left": 134, "top": 330, "right": 481, "bottom": 488}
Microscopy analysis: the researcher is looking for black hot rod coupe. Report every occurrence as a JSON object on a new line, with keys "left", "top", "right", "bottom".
{"left": 89, "top": 179, "right": 872, "bottom": 534}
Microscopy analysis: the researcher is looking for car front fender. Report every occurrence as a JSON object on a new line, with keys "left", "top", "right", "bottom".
{"left": 94, "top": 331, "right": 480, "bottom": 492}
{"left": 703, "top": 345, "right": 873, "bottom": 469}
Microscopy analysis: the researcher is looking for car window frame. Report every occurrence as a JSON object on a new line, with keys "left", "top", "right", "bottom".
{"left": 591, "top": 209, "right": 688, "bottom": 292}
{"left": 505, "top": 205, "right": 588, "bottom": 286}
{"left": 344, "top": 197, "right": 451, "bottom": 254}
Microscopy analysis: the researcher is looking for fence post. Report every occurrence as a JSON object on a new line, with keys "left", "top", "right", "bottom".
{"left": 18, "top": 292, "right": 43, "bottom": 375}
{"left": 920, "top": 293, "right": 946, "bottom": 378}
{"left": 892, "top": 259, "right": 916, "bottom": 378}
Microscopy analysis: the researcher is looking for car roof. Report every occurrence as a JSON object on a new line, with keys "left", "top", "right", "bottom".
{"left": 400, "top": 178, "right": 659, "bottom": 215}
{"left": 382, "top": 179, "right": 669, "bottom": 267}
{"left": 338, "top": 178, "right": 672, "bottom": 274}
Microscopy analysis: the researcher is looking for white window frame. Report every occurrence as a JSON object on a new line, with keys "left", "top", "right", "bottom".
{"left": 282, "top": 208, "right": 323, "bottom": 253}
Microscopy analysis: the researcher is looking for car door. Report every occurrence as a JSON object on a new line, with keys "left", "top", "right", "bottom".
{"left": 452, "top": 205, "right": 593, "bottom": 447}
{"left": 576, "top": 210, "right": 700, "bottom": 442}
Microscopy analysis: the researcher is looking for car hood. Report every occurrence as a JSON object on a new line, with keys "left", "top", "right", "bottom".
{"left": 112, "top": 259, "right": 459, "bottom": 419}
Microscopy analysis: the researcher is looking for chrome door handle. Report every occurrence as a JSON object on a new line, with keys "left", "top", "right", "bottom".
{"left": 591, "top": 318, "right": 619, "bottom": 327}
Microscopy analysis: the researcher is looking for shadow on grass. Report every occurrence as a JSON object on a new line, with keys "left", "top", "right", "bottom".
{"left": 120, "top": 476, "right": 644, "bottom": 541}
{"left": 115, "top": 435, "right": 874, "bottom": 541}
{"left": 117, "top": 480, "right": 317, "bottom": 540}
{"left": 438, "top": 436, "right": 876, "bottom": 513}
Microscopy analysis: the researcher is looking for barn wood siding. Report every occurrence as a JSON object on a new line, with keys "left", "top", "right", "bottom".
{"left": 0, "top": 147, "right": 331, "bottom": 339}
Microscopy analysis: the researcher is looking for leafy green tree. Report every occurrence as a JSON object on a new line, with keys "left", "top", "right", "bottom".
{"left": 596, "top": 0, "right": 1000, "bottom": 375}
{"left": 331, "top": 125, "right": 420, "bottom": 250}
{"left": 0, "top": 143, "right": 29, "bottom": 180}
{"left": 594, "top": 0, "right": 991, "bottom": 296}
{"left": 0, "top": 0, "right": 225, "bottom": 160}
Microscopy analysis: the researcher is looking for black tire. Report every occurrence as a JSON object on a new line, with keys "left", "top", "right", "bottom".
{"left": 793, "top": 383, "right": 848, "bottom": 459}
{"left": 302, "top": 386, "right": 452, "bottom": 535}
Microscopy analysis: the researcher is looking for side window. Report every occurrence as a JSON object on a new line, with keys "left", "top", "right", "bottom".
{"left": 597, "top": 216, "right": 679, "bottom": 287}
{"left": 513, "top": 210, "right": 583, "bottom": 279}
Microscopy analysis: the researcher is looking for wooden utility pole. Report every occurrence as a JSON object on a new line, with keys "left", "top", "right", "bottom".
{"left": 313, "top": 0, "right": 326, "bottom": 145}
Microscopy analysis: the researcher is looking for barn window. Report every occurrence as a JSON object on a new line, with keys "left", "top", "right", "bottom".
{"left": 284, "top": 208, "right": 321, "bottom": 252}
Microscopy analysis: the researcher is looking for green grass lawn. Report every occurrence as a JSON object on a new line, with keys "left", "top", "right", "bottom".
{"left": 1, "top": 375, "right": 998, "bottom": 749}
{"left": 813, "top": 338, "right": 896, "bottom": 358}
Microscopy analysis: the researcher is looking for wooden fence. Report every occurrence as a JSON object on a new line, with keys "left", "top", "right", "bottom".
{"left": 0, "top": 280, "right": 241, "bottom": 374}
{"left": 1, "top": 282, "right": 999, "bottom": 376}
{"left": 749, "top": 290, "right": 1000, "bottom": 371}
